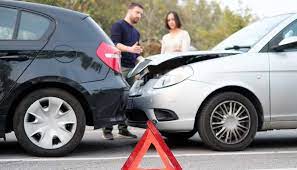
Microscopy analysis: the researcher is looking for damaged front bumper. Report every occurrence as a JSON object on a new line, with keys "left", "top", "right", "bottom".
{"left": 126, "top": 79, "right": 210, "bottom": 132}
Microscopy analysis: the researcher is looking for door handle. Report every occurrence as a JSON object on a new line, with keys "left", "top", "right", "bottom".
{"left": 0, "top": 52, "right": 8, "bottom": 57}
{"left": 0, "top": 55, "right": 30, "bottom": 61}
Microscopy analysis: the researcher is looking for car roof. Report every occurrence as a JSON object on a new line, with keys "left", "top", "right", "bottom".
{"left": 0, "top": 0, "right": 88, "bottom": 20}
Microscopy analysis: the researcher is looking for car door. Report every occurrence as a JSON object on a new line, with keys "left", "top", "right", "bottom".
{"left": 268, "top": 19, "right": 297, "bottom": 122}
{"left": 0, "top": 6, "right": 54, "bottom": 105}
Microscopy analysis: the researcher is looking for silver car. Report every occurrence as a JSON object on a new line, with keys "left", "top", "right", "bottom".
{"left": 127, "top": 13, "right": 297, "bottom": 151}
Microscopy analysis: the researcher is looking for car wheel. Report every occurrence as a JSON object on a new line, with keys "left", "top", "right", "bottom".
{"left": 13, "top": 88, "right": 86, "bottom": 157}
{"left": 161, "top": 131, "right": 195, "bottom": 141}
{"left": 198, "top": 92, "right": 258, "bottom": 151}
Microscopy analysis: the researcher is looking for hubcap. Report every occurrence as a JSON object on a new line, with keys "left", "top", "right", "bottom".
{"left": 24, "top": 97, "right": 77, "bottom": 149}
{"left": 210, "top": 101, "right": 251, "bottom": 144}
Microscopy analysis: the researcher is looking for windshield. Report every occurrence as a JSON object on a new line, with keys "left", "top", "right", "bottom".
{"left": 213, "top": 14, "right": 292, "bottom": 52}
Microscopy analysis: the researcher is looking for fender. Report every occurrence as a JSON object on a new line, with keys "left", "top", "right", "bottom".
{"left": 0, "top": 76, "right": 91, "bottom": 133}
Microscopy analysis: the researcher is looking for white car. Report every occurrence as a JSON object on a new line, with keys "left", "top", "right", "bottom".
{"left": 127, "top": 13, "right": 297, "bottom": 151}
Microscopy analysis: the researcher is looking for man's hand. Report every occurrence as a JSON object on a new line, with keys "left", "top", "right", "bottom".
{"left": 127, "top": 42, "right": 143, "bottom": 54}
{"left": 115, "top": 42, "right": 143, "bottom": 54}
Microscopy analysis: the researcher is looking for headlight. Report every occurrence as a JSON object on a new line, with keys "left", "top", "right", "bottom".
{"left": 153, "top": 65, "right": 193, "bottom": 89}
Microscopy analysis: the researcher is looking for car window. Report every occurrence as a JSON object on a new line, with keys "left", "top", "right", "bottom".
{"left": 213, "top": 14, "right": 292, "bottom": 52}
{"left": 0, "top": 7, "right": 18, "bottom": 40}
{"left": 17, "top": 11, "right": 50, "bottom": 40}
{"left": 269, "top": 20, "right": 297, "bottom": 52}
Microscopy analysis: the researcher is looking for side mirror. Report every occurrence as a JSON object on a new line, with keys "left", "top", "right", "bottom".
{"left": 272, "top": 36, "right": 297, "bottom": 52}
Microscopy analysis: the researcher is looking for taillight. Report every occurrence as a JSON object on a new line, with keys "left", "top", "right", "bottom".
{"left": 96, "top": 42, "right": 121, "bottom": 73}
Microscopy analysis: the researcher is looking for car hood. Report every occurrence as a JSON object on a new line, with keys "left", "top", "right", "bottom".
{"left": 128, "top": 50, "right": 241, "bottom": 78}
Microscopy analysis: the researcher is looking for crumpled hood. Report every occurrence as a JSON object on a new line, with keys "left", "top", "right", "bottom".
{"left": 128, "top": 50, "right": 241, "bottom": 78}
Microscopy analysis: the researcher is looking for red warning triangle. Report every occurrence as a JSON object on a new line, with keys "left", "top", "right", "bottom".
{"left": 122, "top": 121, "right": 182, "bottom": 170}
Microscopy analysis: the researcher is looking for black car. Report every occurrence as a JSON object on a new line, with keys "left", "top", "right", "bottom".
{"left": 0, "top": 0, "right": 129, "bottom": 156}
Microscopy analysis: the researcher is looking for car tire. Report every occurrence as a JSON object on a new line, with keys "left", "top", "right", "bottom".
{"left": 198, "top": 92, "right": 258, "bottom": 151}
{"left": 13, "top": 88, "right": 86, "bottom": 157}
{"left": 161, "top": 131, "right": 195, "bottom": 141}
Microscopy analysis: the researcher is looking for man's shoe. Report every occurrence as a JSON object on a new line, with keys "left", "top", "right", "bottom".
{"left": 103, "top": 132, "right": 114, "bottom": 140}
{"left": 119, "top": 130, "right": 137, "bottom": 138}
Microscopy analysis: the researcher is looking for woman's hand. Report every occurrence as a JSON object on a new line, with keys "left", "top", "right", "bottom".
{"left": 173, "top": 44, "right": 182, "bottom": 52}
{"left": 173, "top": 46, "right": 182, "bottom": 52}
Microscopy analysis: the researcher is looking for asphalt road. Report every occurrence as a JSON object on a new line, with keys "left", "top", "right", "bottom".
{"left": 2, "top": 127, "right": 297, "bottom": 170}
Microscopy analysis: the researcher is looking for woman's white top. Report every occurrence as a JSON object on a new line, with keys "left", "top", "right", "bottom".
{"left": 161, "top": 30, "right": 191, "bottom": 54}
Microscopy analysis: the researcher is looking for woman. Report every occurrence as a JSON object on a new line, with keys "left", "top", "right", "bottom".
{"left": 161, "top": 11, "right": 191, "bottom": 54}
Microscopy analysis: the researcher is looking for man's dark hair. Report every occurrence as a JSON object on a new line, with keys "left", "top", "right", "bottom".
{"left": 128, "top": 2, "right": 144, "bottom": 9}
{"left": 165, "top": 11, "right": 182, "bottom": 30}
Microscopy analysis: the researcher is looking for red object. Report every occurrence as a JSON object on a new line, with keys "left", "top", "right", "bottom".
{"left": 122, "top": 121, "right": 182, "bottom": 170}
{"left": 96, "top": 42, "right": 121, "bottom": 73}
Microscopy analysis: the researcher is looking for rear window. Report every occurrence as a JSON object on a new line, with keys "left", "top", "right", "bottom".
{"left": 0, "top": 7, "right": 18, "bottom": 40}
{"left": 17, "top": 11, "right": 50, "bottom": 40}
{"left": 83, "top": 17, "right": 114, "bottom": 45}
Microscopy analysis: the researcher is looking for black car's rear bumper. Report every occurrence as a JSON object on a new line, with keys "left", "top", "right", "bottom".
{"left": 80, "top": 70, "right": 130, "bottom": 129}
{"left": 0, "top": 115, "right": 6, "bottom": 138}
{"left": 91, "top": 88, "right": 129, "bottom": 129}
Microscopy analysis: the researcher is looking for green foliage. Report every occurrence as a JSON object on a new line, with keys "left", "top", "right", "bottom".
{"left": 27, "top": 0, "right": 255, "bottom": 55}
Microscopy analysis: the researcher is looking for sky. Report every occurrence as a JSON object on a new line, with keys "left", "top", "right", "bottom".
{"left": 216, "top": 0, "right": 297, "bottom": 18}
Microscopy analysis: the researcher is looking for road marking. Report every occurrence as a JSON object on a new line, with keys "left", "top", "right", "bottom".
{"left": 2, "top": 150, "right": 297, "bottom": 162}
{"left": 255, "top": 169, "right": 297, "bottom": 170}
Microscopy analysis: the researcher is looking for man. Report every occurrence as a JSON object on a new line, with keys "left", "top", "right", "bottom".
{"left": 103, "top": 2, "right": 144, "bottom": 140}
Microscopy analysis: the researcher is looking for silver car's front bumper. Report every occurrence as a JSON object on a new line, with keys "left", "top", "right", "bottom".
{"left": 127, "top": 78, "right": 214, "bottom": 132}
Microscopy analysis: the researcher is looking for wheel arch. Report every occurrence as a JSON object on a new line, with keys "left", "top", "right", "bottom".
{"left": 194, "top": 86, "right": 264, "bottom": 131}
{"left": 6, "top": 77, "right": 93, "bottom": 132}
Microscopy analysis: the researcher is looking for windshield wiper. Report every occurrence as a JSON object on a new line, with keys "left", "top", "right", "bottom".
{"left": 224, "top": 45, "right": 251, "bottom": 50}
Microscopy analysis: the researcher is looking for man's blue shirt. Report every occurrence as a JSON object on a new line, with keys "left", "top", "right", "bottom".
{"left": 110, "top": 19, "right": 140, "bottom": 68}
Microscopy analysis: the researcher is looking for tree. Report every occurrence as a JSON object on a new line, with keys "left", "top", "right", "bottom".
{"left": 28, "top": 0, "right": 255, "bottom": 54}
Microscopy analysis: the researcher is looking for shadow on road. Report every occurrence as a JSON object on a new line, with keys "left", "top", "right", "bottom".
{"left": 247, "top": 130, "right": 297, "bottom": 150}
{"left": 2, "top": 130, "right": 297, "bottom": 157}
{"left": 0, "top": 140, "right": 25, "bottom": 155}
